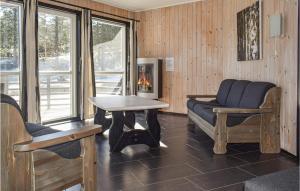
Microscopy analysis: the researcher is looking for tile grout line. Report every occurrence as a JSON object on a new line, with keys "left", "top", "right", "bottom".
{"left": 207, "top": 181, "right": 244, "bottom": 191}
{"left": 129, "top": 171, "right": 146, "bottom": 187}
{"left": 184, "top": 162, "right": 205, "bottom": 174}
{"left": 140, "top": 177, "right": 188, "bottom": 187}
{"left": 236, "top": 166, "right": 257, "bottom": 177}
{"left": 229, "top": 154, "right": 251, "bottom": 163}
{"left": 137, "top": 160, "right": 151, "bottom": 170}
{"left": 184, "top": 177, "right": 206, "bottom": 191}
{"left": 237, "top": 157, "right": 282, "bottom": 168}
{"left": 143, "top": 177, "right": 185, "bottom": 186}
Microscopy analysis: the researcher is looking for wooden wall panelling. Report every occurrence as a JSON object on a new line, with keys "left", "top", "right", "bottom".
{"left": 136, "top": 0, "right": 298, "bottom": 155}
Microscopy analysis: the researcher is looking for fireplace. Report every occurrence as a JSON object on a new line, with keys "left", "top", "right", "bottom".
{"left": 137, "top": 58, "right": 162, "bottom": 99}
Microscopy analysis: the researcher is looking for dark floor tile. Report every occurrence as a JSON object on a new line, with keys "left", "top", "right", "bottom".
{"left": 187, "top": 156, "right": 248, "bottom": 173}
{"left": 133, "top": 164, "right": 201, "bottom": 184}
{"left": 233, "top": 151, "right": 281, "bottom": 163}
{"left": 211, "top": 183, "right": 244, "bottom": 191}
{"left": 98, "top": 160, "right": 148, "bottom": 177}
{"left": 147, "top": 147, "right": 169, "bottom": 157}
{"left": 188, "top": 126, "right": 215, "bottom": 142}
{"left": 239, "top": 158, "right": 298, "bottom": 176}
{"left": 124, "top": 178, "right": 203, "bottom": 191}
{"left": 139, "top": 152, "right": 199, "bottom": 169}
{"left": 161, "top": 128, "right": 189, "bottom": 140}
{"left": 280, "top": 152, "right": 300, "bottom": 164}
{"left": 98, "top": 173, "right": 144, "bottom": 191}
{"left": 186, "top": 139, "right": 241, "bottom": 156}
{"left": 187, "top": 168, "right": 254, "bottom": 190}
{"left": 98, "top": 144, "right": 154, "bottom": 165}
{"left": 228, "top": 143, "right": 259, "bottom": 153}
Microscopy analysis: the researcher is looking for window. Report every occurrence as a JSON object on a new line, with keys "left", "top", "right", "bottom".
{"left": 92, "top": 18, "right": 126, "bottom": 96}
{"left": 38, "top": 8, "right": 77, "bottom": 122}
{"left": 0, "top": 1, "right": 22, "bottom": 103}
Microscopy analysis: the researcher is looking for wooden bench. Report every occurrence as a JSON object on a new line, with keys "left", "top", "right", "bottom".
{"left": 187, "top": 79, "right": 281, "bottom": 154}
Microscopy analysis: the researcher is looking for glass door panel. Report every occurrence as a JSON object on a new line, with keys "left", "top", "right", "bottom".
{"left": 92, "top": 18, "right": 126, "bottom": 96}
{"left": 38, "top": 8, "right": 76, "bottom": 122}
{"left": 0, "top": 1, "right": 22, "bottom": 103}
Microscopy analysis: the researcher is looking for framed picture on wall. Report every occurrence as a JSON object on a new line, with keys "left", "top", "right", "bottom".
{"left": 237, "top": 0, "right": 262, "bottom": 61}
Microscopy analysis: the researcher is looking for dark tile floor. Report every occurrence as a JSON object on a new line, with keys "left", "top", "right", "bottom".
{"left": 61, "top": 113, "right": 298, "bottom": 191}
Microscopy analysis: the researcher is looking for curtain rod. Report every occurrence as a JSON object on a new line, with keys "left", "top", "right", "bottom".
{"left": 48, "top": 0, "right": 140, "bottom": 22}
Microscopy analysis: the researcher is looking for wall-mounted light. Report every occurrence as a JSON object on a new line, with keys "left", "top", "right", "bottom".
{"left": 270, "top": 14, "right": 283, "bottom": 38}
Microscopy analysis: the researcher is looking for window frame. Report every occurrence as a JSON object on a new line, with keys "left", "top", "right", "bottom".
{"left": 91, "top": 15, "right": 130, "bottom": 96}
{"left": 37, "top": 4, "right": 81, "bottom": 124}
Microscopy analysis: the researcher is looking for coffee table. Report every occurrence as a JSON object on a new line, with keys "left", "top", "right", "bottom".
{"left": 89, "top": 96, "right": 169, "bottom": 152}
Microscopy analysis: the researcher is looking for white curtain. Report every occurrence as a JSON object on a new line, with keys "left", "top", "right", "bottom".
{"left": 80, "top": 9, "right": 95, "bottom": 120}
{"left": 22, "top": 0, "right": 41, "bottom": 123}
{"left": 129, "top": 20, "right": 138, "bottom": 95}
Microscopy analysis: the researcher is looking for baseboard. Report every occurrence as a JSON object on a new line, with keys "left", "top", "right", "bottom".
{"left": 280, "top": 149, "right": 299, "bottom": 162}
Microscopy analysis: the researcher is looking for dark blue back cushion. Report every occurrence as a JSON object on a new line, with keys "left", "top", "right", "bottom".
{"left": 225, "top": 80, "right": 251, "bottom": 107}
{"left": 216, "top": 79, "right": 236, "bottom": 105}
{"left": 0, "top": 93, "right": 22, "bottom": 115}
{"left": 239, "top": 82, "right": 275, "bottom": 109}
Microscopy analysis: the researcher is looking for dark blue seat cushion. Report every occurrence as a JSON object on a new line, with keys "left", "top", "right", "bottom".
{"left": 193, "top": 104, "right": 253, "bottom": 127}
{"left": 216, "top": 79, "right": 236, "bottom": 105}
{"left": 225, "top": 80, "right": 251, "bottom": 107}
{"left": 187, "top": 99, "right": 219, "bottom": 110}
{"left": 193, "top": 104, "right": 217, "bottom": 125}
{"left": 245, "top": 167, "right": 299, "bottom": 191}
{"left": 239, "top": 82, "right": 275, "bottom": 109}
{"left": 26, "top": 123, "right": 81, "bottom": 159}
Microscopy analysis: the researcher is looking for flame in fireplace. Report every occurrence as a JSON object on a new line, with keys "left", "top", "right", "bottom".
{"left": 138, "top": 72, "right": 152, "bottom": 91}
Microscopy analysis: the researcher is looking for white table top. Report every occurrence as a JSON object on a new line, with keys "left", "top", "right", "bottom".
{"left": 89, "top": 96, "right": 169, "bottom": 111}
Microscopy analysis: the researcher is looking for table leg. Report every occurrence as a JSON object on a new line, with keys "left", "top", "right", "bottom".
{"left": 94, "top": 107, "right": 112, "bottom": 132}
{"left": 109, "top": 111, "right": 125, "bottom": 152}
{"left": 145, "top": 109, "right": 160, "bottom": 147}
{"left": 124, "top": 111, "right": 135, "bottom": 129}
{"left": 109, "top": 109, "right": 161, "bottom": 152}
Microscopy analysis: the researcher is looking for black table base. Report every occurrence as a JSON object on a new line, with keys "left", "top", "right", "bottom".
{"left": 94, "top": 108, "right": 161, "bottom": 152}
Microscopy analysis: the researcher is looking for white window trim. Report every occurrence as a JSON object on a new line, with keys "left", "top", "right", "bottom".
{"left": 38, "top": 7, "right": 77, "bottom": 122}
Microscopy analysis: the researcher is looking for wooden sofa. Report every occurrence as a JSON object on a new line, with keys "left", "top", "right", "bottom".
{"left": 0, "top": 94, "right": 102, "bottom": 190}
{"left": 187, "top": 79, "right": 281, "bottom": 154}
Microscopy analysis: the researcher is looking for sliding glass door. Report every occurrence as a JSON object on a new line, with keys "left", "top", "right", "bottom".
{"left": 92, "top": 18, "right": 126, "bottom": 96}
{"left": 38, "top": 8, "right": 77, "bottom": 122}
{"left": 0, "top": 1, "right": 22, "bottom": 103}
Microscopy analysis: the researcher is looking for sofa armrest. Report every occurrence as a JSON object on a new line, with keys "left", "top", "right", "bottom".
{"left": 213, "top": 107, "right": 273, "bottom": 114}
{"left": 14, "top": 125, "right": 102, "bottom": 152}
{"left": 186, "top": 95, "right": 217, "bottom": 99}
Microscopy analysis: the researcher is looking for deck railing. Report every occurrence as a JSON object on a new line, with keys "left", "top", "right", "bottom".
{"left": 0, "top": 71, "right": 123, "bottom": 110}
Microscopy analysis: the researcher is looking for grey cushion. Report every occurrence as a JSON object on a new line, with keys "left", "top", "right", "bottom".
{"left": 193, "top": 104, "right": 217, "bottom": 126}
{"left": 193, "top": 104, "right": 252, "bottom": 127}
{"left": 239, "top": 82, "right": 275, "bottom": 109}
{"left": 187, "top": 99, "right": 199, "bottom": 110}
{"left": 216, "top": 79, "right": 236, "bottom": 105}
{"left": 225, "top": 80, "right": 251, "bottom": 107}
{"left": 244, "top": 167, "right": 299, "bottom": 191}
{"left": 187, "top": 99, "right": 219, "bottom": 110}
{"left": 26, "top": 123, "right": 81, "bottom": 159}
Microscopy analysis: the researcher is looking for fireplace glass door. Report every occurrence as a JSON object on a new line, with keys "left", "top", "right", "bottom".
{"left": 137, "top": 64, "right": 154, "bottom": 93}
